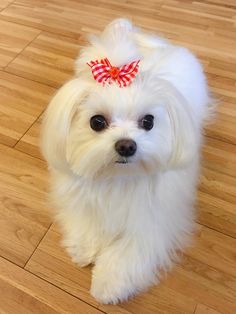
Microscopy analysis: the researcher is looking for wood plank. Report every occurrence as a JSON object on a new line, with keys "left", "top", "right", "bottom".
{"left": 196, "top": 138, "right": 236, "bottom": 237}
{"left": 26, "top": 223, "right": 236, "bottom": 313}
{"left": 120, "top": 224, "right": 236, "bottom": 314}
{"left": 202, "top": 137, "right": 236, "bottom": 177}
{"left": 0, "top": 257, "right": 103, "bottom": 314}
{"left": 0, "top": 0, "right": 108, "bottom": 38}
{"left": 164, "top": 264, "right": 236, "bottom": 314}
{"left": 117, "top": 285, "right": 196, "bottom": 314}
{"left": 26, "top": 225, "right": 197, "bottom": 314}
{"left": 0, "top": 0, "right": 14, "bottom": 11}
{"left": 195, "top": 0, "right": 236, "bottom": 8}
{"left": 187, "top": 225, "right": 236, "bottom": 278}
{"left": 0, "top": 144, "right": 51, "bottom": 266}
{"left": 199, "top": 167, "right": 236, "bottom": 206}
{"left": 195, "top": 303, "right": 222, "bottom": 314}
{"left": 15, "top": 116, "right": 43, "bottom": 160}
{"left": 6, "top": 32, "right": 80, "bottom": 88}
{"left": 25, "top": 226, "right": 105, "bottom": 308}
{"left": 0, "top": 71, "right": 54, "bottom": 147}
{"left": 205, "top": 119, "right": 236, "bottom": 145}
{"left": 164, "top": 225, "right": 236, "bottom": 314}
{"left": 0, "top": 19, "right": 40, "bottom": 68}
{"left": 0, "top": 0, "right": 215, "bottom": 40}
{"left": 197, "top": 191, "right": 236, "bottom": 238}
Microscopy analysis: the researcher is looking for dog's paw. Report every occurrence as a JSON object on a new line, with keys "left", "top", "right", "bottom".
{"left": 65, "top": 244, "right": 94, "bottom": 267}
{"left": 90, "top": 271, "right": 136, "bottom": 304}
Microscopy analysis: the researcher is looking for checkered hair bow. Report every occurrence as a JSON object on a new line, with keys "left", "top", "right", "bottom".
{"left": 87, "top": 58, "right": 140, "bottom": 87}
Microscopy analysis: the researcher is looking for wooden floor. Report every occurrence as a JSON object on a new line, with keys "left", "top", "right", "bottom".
{"left": 0, "top": 0, "right": 235, "bottom": 313}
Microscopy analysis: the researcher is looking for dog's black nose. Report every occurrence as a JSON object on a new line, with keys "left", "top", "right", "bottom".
{"left": 115, "top": 139, "right": 137, "bottom": 157}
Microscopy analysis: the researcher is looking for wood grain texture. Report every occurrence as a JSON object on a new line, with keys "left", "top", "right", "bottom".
{"left": 0, "top": 0, "right": 235, "bottom": 313}
{"left": 0, "top": 71, "right": 54, "bottom": 147}
{"left": 25, "top": 223, "right": 236, "bottom": 314}
{"left": 0, "top": 19, "right": 40, "bottom": 68}
{"left": 25, "top": 226, "right": 98, "bottom": 307}
{"left": 197, "top": 138, "right": 236, "bottom": 237}
{"left": 0, "top": 257, "right": 103, "bottom": 314}
{"left": 0, "top": 0, "right": 14, "bottom": 11}
{"left": 164, "top": 226, "right": 236, "bottom": 314}
{"left": 0, "top": 0, "right": 131, "bottom": 38}
{"left": 195, "top": 304, "right": 222, "bottom": 314}
{"left": 0, "top": 144, "right": 50, "bottom": 266}
{"left": 6, "top": 32, "right": 81, "bottom": 88}
{"left": 15, "top": 115, "right": 43, "bottom": 159}
{"left": 26, "top": 225, "right": 197, "bottom": 314}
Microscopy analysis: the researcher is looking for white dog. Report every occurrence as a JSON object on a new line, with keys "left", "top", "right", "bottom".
{"left": 41, "top": 19, "right": 210, "bottom": 304}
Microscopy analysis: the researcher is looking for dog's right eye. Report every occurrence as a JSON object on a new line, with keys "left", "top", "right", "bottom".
{"left": 90, "top": 115, "right": 108, "bottom": 132}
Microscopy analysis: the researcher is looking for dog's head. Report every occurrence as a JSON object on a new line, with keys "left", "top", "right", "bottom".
{"left": 42, "top": 19, "right": 202, "bottom": 179}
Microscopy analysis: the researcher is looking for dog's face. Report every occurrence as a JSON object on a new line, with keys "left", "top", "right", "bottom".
{"left": 66, "top": 79, "right": 177, "bottom": 178}
{"left": 42, "top": 76, "right": 197, "bottom": 179}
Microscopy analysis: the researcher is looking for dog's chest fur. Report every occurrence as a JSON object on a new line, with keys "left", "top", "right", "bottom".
{"left": 52, "top": 166, "right": 196, "bottom": 238}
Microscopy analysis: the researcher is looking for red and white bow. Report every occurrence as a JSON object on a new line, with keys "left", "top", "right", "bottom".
{"left": 87, "top": 58, "right": 140, "bottom": 87}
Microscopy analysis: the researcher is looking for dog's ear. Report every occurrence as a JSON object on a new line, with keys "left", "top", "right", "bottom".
{"left": 41, "top": 78, "right": 88, "bottom": 171}
{"left": 164, "top": 84, "right": 200, "bottom": 168}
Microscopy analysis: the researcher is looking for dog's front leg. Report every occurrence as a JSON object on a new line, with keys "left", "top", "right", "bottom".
{"left": 90, "top": 232, "right": 158, "bottom": 304}
{"left": 60, "top": 212, "right": 102, "bottom": 267}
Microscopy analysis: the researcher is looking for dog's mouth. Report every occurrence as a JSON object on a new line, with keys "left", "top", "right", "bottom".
{"left": 115, "top": 158, "right": 130, "bottom": 164}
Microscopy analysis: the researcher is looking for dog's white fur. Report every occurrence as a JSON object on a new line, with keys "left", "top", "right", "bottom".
{"left": 41, "top": 19, "right": 210, "bottom": 304}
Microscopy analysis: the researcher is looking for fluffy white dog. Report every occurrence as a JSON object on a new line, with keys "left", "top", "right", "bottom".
{"left": 41, "top": 19, "right": 210, "bottom": 304}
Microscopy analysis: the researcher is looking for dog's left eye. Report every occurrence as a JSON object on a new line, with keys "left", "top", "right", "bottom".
{"left": 90, "top": 115, "right": 108, "bottom": 132}
{"left": 139, "top": 115, "right": 154, "bottom": 131}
